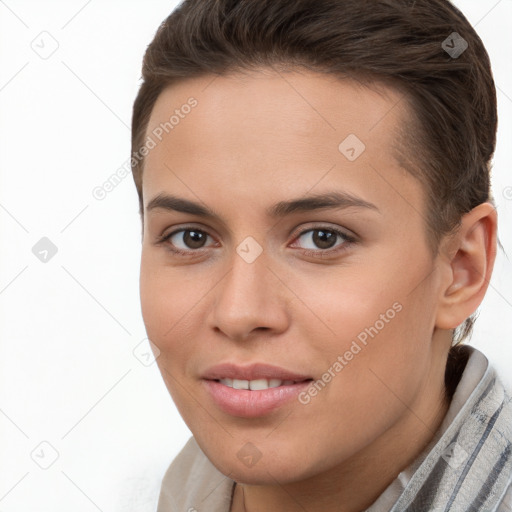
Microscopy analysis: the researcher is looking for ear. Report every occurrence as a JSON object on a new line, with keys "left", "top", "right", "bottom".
{"left": 435, "top": 202, "right": 498, "bottom": 330}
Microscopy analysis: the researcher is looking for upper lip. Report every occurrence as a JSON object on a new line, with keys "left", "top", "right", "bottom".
{"left": 202, "top": 362, "right": 313, "bottom": 382}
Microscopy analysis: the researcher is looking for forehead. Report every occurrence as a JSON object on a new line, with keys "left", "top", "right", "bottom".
{"left": 147, "top": 68, "right": 407, "bottom": 154}
{"left": 142, "top": 68, "right": 423, "bottom": 222}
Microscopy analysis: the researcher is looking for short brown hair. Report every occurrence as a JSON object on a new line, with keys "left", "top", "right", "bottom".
{"left": 131, "top": 0, "right": 498, "bottom": 367}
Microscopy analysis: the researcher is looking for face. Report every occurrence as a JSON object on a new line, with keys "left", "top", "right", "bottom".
{"left": 139, "top": 68, "right": 448, "bottom": 484}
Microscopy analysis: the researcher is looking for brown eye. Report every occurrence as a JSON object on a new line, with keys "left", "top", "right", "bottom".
{"left": 295, "top": 228, "right": 351, "bottom": 251}
{"left": 184, "top": 230, "right": 207, "bottom": 249}
{"left": 168, "top": 229, "right": 211, "bottom": 250}
{"left": 311, "top": 230, "right": 338, "bottom": 249}
{"left": 158, "top": 228, "right": 211, "bottom": 254}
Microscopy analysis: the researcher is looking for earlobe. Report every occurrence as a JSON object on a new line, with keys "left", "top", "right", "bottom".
{"left": 435, "top": 202, "right": 497, "bottom": 330}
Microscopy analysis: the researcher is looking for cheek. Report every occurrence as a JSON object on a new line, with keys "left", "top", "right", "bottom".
{"left": 330, "top": 285, "right": 435, "bottom": 421}
{"left": 139, "top": 262, "right": 167, "bottom": 341}
{"left": 139, "top": 261, "right": 202, "bottom": 417}
{"left": 307, "top": 259, "right": 436, "bottom": 393}
{"left": 139, "top": 257, "right": 215, "bottom": 380}
{"left": 291, "top": 265, "right": 401, "bottom": 344}
{"left": 139, "top": 254, "right": 194, "bottom": 341}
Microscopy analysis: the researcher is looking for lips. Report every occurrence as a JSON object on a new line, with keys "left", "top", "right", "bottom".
{"left": 201, "top": 362, "right": 313, "bottom": 382}
{"left": 201, "top": 362, "right": 314, "bottom": 417}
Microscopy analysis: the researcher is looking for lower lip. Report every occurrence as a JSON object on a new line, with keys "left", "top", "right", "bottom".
{"left": 202, "top": 379, "right": 312, "bottom": 418}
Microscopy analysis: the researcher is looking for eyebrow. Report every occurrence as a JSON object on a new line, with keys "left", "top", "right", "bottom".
{"left": 146, "top": 191, "right": 380, "bottom": 219}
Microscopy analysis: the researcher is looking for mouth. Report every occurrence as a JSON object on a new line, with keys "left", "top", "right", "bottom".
{"left": 201, "top": 362, "right": 315, "bottom": 417}
{"left": 211, "top": 377, "right": 313, "bottom": 390}
{"left": 202, "top": 378, "right": 314, "bottom": 418}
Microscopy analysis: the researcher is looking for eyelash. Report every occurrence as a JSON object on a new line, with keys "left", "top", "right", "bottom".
{"left": 155, "top": 225, "right": 357, "bottom": 259}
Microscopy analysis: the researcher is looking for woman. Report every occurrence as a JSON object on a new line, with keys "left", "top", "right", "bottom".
{"left": 130, "top": 0, "right": 512, "bottom": 510}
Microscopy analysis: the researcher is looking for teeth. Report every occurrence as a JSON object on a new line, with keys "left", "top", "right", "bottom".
{"left": 218, "top": 378, "right": 297, "bottom": 390}
{"left": 233, "top": 379, "right": 249, "bottom": 390}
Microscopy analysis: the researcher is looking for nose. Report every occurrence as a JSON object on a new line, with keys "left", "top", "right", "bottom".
{"left": 210, "top": 245, "right": 289, "bottom": 341}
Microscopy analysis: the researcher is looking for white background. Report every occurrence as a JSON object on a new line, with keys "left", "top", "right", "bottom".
{"left": 0, "top": 1, "right": 511, "bottom": 511}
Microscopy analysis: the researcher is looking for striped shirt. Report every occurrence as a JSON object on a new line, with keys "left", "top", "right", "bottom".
{"left": 157, "top": 346, "right": 512, "bottom": 512}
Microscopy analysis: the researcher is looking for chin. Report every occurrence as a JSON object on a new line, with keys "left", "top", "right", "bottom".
{"left": 203, "top": 442, "right": 314, "bottom": 485}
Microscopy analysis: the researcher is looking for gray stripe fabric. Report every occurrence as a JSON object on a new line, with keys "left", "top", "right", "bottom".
{"left": 472, "top": 443, "right": 512, "bottom": 509}
{"left": 386, "top": 363, "right": 512, "bottom": 512}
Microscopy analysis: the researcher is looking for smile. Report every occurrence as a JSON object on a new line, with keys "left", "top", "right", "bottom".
{"left": 216, "top": 378, "right": 309, "bottom": 390}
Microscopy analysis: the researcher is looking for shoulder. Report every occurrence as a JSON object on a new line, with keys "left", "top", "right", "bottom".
{"left": 156, "top": 436, "right": 235, "bottom": 512}
{"left": 390, "top": 351, "right": 512, "bottom": 511}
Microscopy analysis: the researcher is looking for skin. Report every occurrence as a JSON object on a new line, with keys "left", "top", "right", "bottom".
{"left": 139, "top": 67, "right": 497, "bottom": 512}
